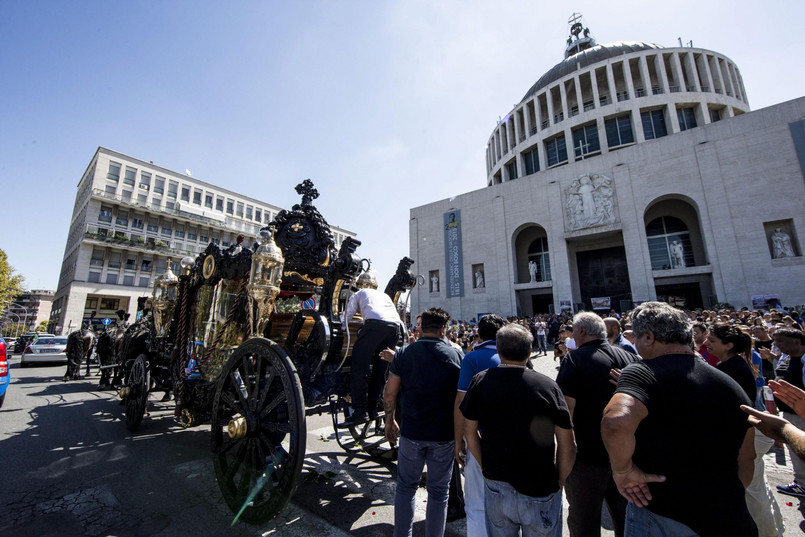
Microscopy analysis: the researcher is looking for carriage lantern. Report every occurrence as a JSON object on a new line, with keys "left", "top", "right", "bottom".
{"left": 153, "top": 259, "right": 179, "bottom": 336}
{"left": 248, "top": 227, "right": 285, "bottom": 336}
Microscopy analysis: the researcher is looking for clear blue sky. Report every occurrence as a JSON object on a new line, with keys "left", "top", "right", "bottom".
{"left": 1, "top": 0, "right": 803, "bottom": 291}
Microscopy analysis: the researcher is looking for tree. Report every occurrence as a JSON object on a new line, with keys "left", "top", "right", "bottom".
{"left": 0, "top": 249, "right": 25, "bottom": 313}
{"left": 36, "top": 320, "right": 49, "bottom": 332}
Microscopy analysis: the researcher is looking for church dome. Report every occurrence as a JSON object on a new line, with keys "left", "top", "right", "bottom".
{"left": 521, "top": 41, "right": 664, "bottom": 103}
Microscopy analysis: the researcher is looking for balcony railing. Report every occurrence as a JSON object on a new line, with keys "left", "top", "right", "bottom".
{"left": 669, "top": 85, "right": 680, "bottom": 93}
{"left": 599, "top": 95, "right": 610, "bottom": 106}
{"left": 652, "top": 86, "right": 664, "bottom": 95}
{"left": 530, "top": 126, "right": 538, "bottom": 136}
{"left": 617, "top": 91, "right": 629, "bottom": 102}
{"left": 635, "top": 88, "right": 646, "bottom": 97}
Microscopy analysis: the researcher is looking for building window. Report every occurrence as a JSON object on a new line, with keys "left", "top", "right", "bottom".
{"left": 200, "top": 234, "right": 209, "bottom": 243}
{"left": 90, "top": 247, "right": 105, "bottom": 266}
{"left": 147, "top": 218, "right": 158, "bottom": 232}
{"left": 641, "top": 109, "right": 668, "bottom": 140}
{"left": 676, "top": 107, "right": 697, "bottom": 131}
{"left": 139, "top": 172, "right": 151, "bottom": 191}
{"left": 604, "top": 114, "right": 635, "bottom": 148}
{"left": 522, "top": 147, "right": 540, "bottom": 175}
{"left": 193, "top": 189, "right": 202, "bottom": 205}
{"left": 104, "top": 184, "right": 117, "bottom": 196}
{"left": 168, "top": 181, "right": 178, "bottom": 198}
{"left": 123, "top": 167, "right": 136, "bottom": 186}
{"left": 107, "top": 161, "right": 121, "bottom": 181}
{"left": 181, "top": 186, "right": 190, "bottom": 202}
{"left": 154, "top": 176, "right": 165, "bottom": 194}
{"left": 123, "top": 274, "right": 135, "bottom": 286}
{"left": 85, "top": 298, "right": 98, "bottom": 309}
{"left": 132, "top": 217, "right": 144, "bottom": 230}
{"left": 125, "top": 258, "right": 137, "bottom": 271}
{"left": 205, "top": 193, "right": 213, "bottom": 208}
{"left": 165, "top": 200, "right": 175, "bottom": 210}
{"left": 246, "top": 205, "right": 253, "bottom": 220}
{"left": 88, "top": 271, "right": 101, "bottom": 283}
{"left": 116, "top": 211, "right": 129, "bottom": 227}
{"left": 175, "top": 225, "right": 185, "bottom": 238}
{"left": 216, "top": 196, "right": 224, "bottom": 211}
{"left": 106, "top": 272, "right": 119, "bottom": 285}
{"left": 98, "top": 206, "right": 113, "bottom": 223}
{"left": 121, "top": 189, "right": 132, "bottom": 201}
{"left": 528, "top": 237, "right": 551, "bottom": 282}
{"left": 236, "top": 202, "right": 244, "bottom": 217}
{"left": 141, "top": 260, "right": 152, "bottom": 272}
{"left": 108, "top": 251, "right": 122, "bottom": 269}
{"left": 255, "top": 209, "right": 262, "bottom": 222}
{"left": 709, "top": 108, "right": 722, "bottom": 122}
{"left": 572, "top": 123, "right": 601, "bottom": 159}
{"left": 226, "top": 199, "right": 234, "bottom": 214}
{"left": 646, "top": 216, "right": 693, "bottom": 270}
{"left": 264, "top": 212, "right": 272, "bottom": 224}
{"left": 545, "top": 135, "right": 568, "bottom": 167}
{"left": 100, "top": 298, "right": 119, "bottom": 310}
{"left": 139, "top": 276, "right": 150, "bottom": 287}
{"left": 505, "top": 160, "right": 518, "bottom": 181}
{"left": 187, "top": 228, "right": 197, "bottom": 241}
{"left": 161, "top": 225, "right": 172, "bottom": 237}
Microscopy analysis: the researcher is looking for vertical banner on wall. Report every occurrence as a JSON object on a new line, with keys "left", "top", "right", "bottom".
{"left": 444, "top": 210, "right": 464, "bottom": 298}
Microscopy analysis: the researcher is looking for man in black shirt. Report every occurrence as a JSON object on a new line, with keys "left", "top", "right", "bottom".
{"left": 384, "top": 308, "right": 462, "bottom": 537}
{"left": 602, "top": 301, "right": 757, "bottom": 537}
{"left": 772, "top": 327, "right": 805, "bottom": 498}
{"left": 557, "top": 312, "right": 639, "bottom": 537}
{"left": 461, "top": 323, "right": 575, "bottom": 537}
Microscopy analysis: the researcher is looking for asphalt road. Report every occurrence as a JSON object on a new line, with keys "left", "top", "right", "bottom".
{"left": 0, "top": 351, "right": 803, "bottom": 536}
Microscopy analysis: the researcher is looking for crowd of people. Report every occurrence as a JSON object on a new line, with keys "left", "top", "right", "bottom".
{"left": 359, "top": 302, "right": 805, "bottom": 537}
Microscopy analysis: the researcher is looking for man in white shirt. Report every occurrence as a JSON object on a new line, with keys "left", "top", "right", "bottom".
{"left": 340, "top": 270, "right": 405, "bottom": 428}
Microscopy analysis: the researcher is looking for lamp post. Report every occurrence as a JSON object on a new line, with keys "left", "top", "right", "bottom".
{"left": 8, "top": 302, "right": 30, "bottom": 332}
{"left": 4, "top": 312, "right": 21, "bottom": 338}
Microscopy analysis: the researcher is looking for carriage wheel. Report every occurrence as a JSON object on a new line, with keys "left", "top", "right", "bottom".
{"left": 124, "top": 354, "right": 150, "bottom": 432}
{"left": 211, "top": 338, "right": 306, "bottom": 525}
{"left": 330, "top": 396, "right": 397, "bottom": 460}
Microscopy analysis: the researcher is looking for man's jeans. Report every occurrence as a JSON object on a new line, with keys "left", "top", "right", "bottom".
{"left": 484, "top": 478, "right": 562, "bottom": 537}
{"left": 536, "top": 334, "right": 547, "bottom": 353}
{"left": 625, "top": 503, "right": 699, "bottom": 537}
{"left": 465, "top": 450, "right": 487, "bottom": 537}
{"left": 394, "top": 437, "right": 454, "bottom": 537}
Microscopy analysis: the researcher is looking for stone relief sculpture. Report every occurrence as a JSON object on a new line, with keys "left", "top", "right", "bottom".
{"left": 528, "top": 260, "right": 538, "bottom": 283}
{"left": 669, "top": 240, "right": 686, "bottom": 268}
{"left": 771, "top": 228, "right": 796, "bottom": 258}
{"left": 565, "top": 173, "right": 617, "bottom": 231}
{"left": 430, "top": 273, "right": 439, "bottom": 292}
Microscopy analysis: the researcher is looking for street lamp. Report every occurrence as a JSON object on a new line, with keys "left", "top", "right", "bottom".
{"left": 3, "top": 312, "right": 21, "bottom": 338}
{"left": 8, "top": 303, "right": 30, "bottom": 333}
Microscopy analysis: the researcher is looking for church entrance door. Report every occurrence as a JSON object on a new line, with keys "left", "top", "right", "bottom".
{"left": 576, "top": 246, "right": 631, "bottom": 313}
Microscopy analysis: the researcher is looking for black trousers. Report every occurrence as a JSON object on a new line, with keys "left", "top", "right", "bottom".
{"left": 565, "top": 459, "right": 627, "bottom": 537}
{"left": 349, "top": 320, "right": 400, "bottom": 412}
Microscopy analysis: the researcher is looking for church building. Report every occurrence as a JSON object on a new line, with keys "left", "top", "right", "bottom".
{"left": 409, "top": 16, "right": 805, "bottom": 319}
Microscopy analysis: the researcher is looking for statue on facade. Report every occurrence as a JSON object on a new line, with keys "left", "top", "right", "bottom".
{"left": 475, "top": 268, "right": 485, "bottom": 289}
{"left": 669, "top": 240, "right": 686, "bottom": 268}
{"left": 431, "top": 273, "right": 439, "bottom": 292}
{"left": 565, "top": 173, "right": 617, "bottom": 231}
{"left": 771, "top": 228, "right": 796, "bottom": 258}
{"left": 528, "top": 260, "right": 538, "bottom": 283}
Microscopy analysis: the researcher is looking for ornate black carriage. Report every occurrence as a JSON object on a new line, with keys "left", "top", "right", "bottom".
{"left": 115, "top": 180, "right": 416, "bottom": 524}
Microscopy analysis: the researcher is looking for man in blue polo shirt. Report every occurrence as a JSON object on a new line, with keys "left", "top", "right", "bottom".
{"left": 453, "top": 314, "right": 505, "bottom": 537}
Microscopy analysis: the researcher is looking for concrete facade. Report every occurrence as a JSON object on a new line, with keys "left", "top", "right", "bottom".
{"left": 410, "top": 35, "right": 805, "bottom": 319}
{"left": 51, "top": 147, "right": 356, "bottom": 334}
